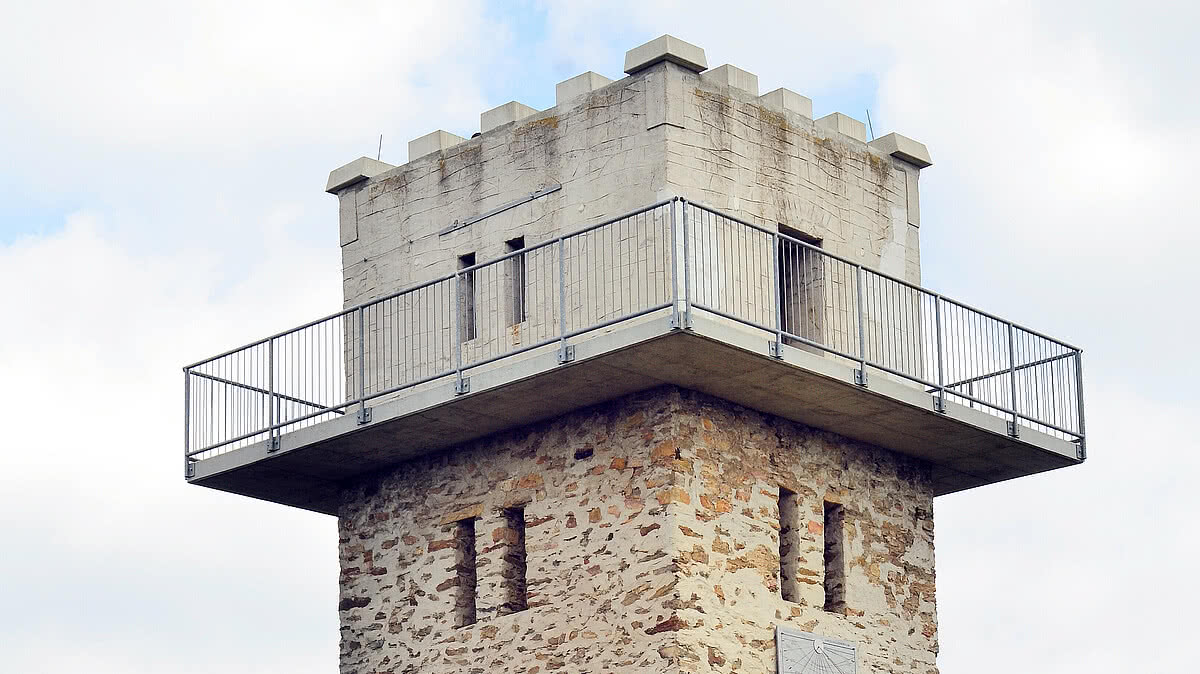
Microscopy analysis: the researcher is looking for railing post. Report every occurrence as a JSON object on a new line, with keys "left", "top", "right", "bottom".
{"left": 933, "top": 296, "right": 946, "bottom": 413}
{"left": 557, "top": 237, "right": 573, "bottom": 364}
{"left": 1006, "top": 321, "right": 1019, "bottom": 438}
{"left": 669, "top": 198, "right": 680, "bottom": 329}
{"left": 357, "top": 307, "right": 373, "bottom": 421}
{"left": 854, "top": 264, "right": 867, "bottom": 386}
{"left": 268, "top": 337, "right": 279, "bottom": 451}
{"left": 681, "top": 199, "right": 691, "bottom": 328}
{"left": 452, "top": 273, "right": 468, "bottom": 394}
{"left": 770, "top": 232, "right": 783, "bottom": 358}
{"left": 183, "top": 368, "right": 193, "bottom": 477}
{"left": 1073, "top": 351, "right": 1086, "bottom": 459}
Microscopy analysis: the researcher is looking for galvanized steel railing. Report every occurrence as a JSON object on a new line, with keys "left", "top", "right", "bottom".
{"left": 184, "top": 198, "right": 1085, "bottom": 473}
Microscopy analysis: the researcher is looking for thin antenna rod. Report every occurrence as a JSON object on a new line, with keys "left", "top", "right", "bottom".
{"left": 377, "top": 134, "right": 383, "bottom": 160}
{"left": 865, "top": 110, "right": 875, "bottom": 141}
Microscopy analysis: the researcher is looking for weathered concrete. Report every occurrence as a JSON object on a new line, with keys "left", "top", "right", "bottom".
{"left": 701, "top": 64, "right": 759, "bottom": 96}
{"left": 624, "top": 34, "right": 708, "bottom": 74}
{"left": 556, "top": 71, "right": 614, "bottom": 106}
{"left": 336, "top": 387, "right": 938, "bottom": 673}
{"left": 759, "top": 88, "right": 813, "bottom": 120}
{"left": 482, "top": 101, "right": 539, "bottom": 134}
{"left": 408, "top": 130, "right": 468, "bottom": 161}
{"left": 326, "top": 157, "right": 396, "bottom": 194}
{"left": 869, "top": 132, "right": 934, "bottom": 169}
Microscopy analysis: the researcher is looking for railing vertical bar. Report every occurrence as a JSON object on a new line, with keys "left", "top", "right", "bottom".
{"left": 1074, "top": 351, "right": 1086, "bottom": 454}
{"left": 183, "top": 369, "right": 192, "bottom": 476}
{"left": 682, "top": 200, "right": 691, "bottom": 326}
{"left": 669, "top": 200, "right": 679, "bottom": 326}
{"left": 453, "top": 272, "right": 463, "bottom": 391}
{"left": 1007, "top": 321, "right": 1018, "bottom": 434}
{"left": 558, "top": 236, "right": 567, "bottom": 356}
{"left": 772, "top": 232, "right": 783, "bottom": 355}
{"left": 357, "top": 306, "right": 366, "bottom": 416}
{"left": 935, "top": 296, "right": 945, "bottom": 410}
{"left": 855, "top": 264, "right": 866, "bottom": 384}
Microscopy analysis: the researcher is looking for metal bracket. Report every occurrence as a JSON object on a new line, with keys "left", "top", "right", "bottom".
{"left": 669, "top": 314, "right": 682, "bottom": 330}
{"left": 854, "top": 369, "right": 868, "bottom": 387}
{"left": 357, "top": 407, "right": 373, "bottom": 425}
{"left": 185, "top": 461, "right": 195, "bottom": 479}
{"left": 768, "top": 341, "right": 783, "bottom": 359}
{"left": 455, "top": 376, "right": 471, "bottom": 395}
{"left": 932, "top": 395, "right": 946, "bottom": 414}
{"left": 1074, "top": 439, "right": 1086, "bottom": 460}
{"left": 1006, "top": 421, "right": 1020, "bottom": 438}
{"left": 557, "top": 344, "right": 576, "bottom": 364}
{"left": 268, "top": 435, "right": 281, "bottom": 451}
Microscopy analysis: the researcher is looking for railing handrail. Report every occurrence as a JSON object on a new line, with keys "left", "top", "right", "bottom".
{"left": 184, "top": 196, "right": 1085, "bottom": 465}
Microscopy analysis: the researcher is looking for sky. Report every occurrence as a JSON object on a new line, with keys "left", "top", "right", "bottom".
{"left": 1, "top": 1, "right": 1197, "bottom": 671}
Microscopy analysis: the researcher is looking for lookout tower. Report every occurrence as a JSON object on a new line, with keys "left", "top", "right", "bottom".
{"left": 183, "top": 35, "right": 1086, "bottom": 673}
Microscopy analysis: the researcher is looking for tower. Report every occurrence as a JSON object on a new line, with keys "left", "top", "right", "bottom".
{"left": 183, "top": 35, "right": 1086, "bottom": 673}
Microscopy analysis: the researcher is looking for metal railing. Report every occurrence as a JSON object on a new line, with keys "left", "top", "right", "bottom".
{"left": 183, "top": 198, "right": 1085, "bottom": 472}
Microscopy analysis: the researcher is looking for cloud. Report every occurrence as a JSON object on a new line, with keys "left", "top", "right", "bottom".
{"left": 2, "top": 1, "right": 1196, "bottom": 672}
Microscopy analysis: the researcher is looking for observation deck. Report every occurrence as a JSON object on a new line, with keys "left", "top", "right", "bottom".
{"left": 183, "top": 199, "right": 1085, "bottom": 514}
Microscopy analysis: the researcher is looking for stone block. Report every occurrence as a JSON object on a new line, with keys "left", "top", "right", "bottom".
{"left": 758, "top": 87, "right": 813, "bottom": 120}
{"left": 816, "top": 112, "right": 867, "bottom": 143}
{"left": 556, "top": 71, "right": 614, "bottom": 107}
{"left": 868, "top": 132, "right": 933, "bottom": 169}
{"left": 624, "top": 34, "right": 707, "bottom": 74}
{"left": 408, "top": 130, "right": 467, "bottom": 161}
{"left": 481, "top": 101, "right": 538, "bottom": 133}
{"left": 700, "top": 64, "right": 759, "bottom": 96}
{"left": 325, "top": 156, "right": 395, "bottom": 194}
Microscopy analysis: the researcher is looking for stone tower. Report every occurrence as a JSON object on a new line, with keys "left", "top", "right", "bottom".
{"left": 182, "top": 36, "right": 1087, "bottom": 674}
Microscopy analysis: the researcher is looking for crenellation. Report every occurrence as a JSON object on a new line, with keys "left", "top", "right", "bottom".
{"left": 759, "top": 87, "right": 814, "bottom": 120}
{"left": 556, "top": 71, "right": 615, "bottom": 107}
{"left": 816, "top": 112, "right": 868, "bottom": 143}
{"left": 701, "top": 64, "right": 760, "bottom": 96}
{"left": 408, "top": 129, "right": 469, "bottom": 162}
{"left": 481, "top": 100, "right": 540, "bottom": 134}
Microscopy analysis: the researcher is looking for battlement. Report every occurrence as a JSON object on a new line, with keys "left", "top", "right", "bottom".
{"left": 326, "top": 35, "right": 934, "bottom": 329}
{"left": 334, "top": 35, "right": 929, "bottom": 185}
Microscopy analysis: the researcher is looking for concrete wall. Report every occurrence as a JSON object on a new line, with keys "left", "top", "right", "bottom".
{"left": 329, "top": 52, "right": 933, "bottom": 397}
{"left": 337, "top": 387, "right": 938, "bottom": 673}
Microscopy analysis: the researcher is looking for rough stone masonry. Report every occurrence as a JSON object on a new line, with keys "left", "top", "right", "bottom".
{"left": 338, "top": 388, "right": 937, "bottom": 673}
{"left": 330, "top": 35, "right": 938, "bottom": 673}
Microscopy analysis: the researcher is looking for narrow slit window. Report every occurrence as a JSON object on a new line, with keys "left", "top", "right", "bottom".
{"left": 454, "top": 517, "right": 478, "bottom": 627}
{"left": 778, "top": 487, "right": 800, "bottom": 603}
{"left": 501, "top": 506, "right": 528, "bottom": 614}
{"left": 458, "top": 253, "right": 477, "bottom": 342}
{"left": 823, "top": 501, "right": 846, "bottom": 613}
{"left": 505, "top": 237, "right": 526, "bottom": 326}
{"left": 777, "top": 225, "right": 823, "bottom": 345}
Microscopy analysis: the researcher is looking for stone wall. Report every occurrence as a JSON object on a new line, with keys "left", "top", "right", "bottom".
{"left": 337, "top": 387, "right": 938, "bottom": 673}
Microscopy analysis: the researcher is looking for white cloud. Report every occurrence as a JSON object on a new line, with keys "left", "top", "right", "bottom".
{"left": 2, "top": 1, "right": 1196, "bottom": 671}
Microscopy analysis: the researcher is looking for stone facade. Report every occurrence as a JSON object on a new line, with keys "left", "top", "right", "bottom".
{"left": 338, "top": 387, "right": 937, "bottom": 673}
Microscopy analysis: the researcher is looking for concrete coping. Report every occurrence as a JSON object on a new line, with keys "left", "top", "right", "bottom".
{"left": 481, "top": 101, "right": 539, "bottom": 133}
{"left": 700, "top": 64, "right": 759, "bottom": 96}
{"left": 325, "top": 157, "right": 396, "bottom": 194}
{"left": 816, "top": 112, "right": 867, "bottom": 143}
{"left": 758, "top": 88, "right": 813, "bottom": 120}
{"left": 868, "top": 132, "right": 933, "bottom": 169}
{"left": 624, "top": 34, "right": 707, "bottom": 74}
{"left": 408, "top": 130, "right": 468, "bottom": 162}
{"left": 556, "top": 71, "right": 614, "bottom": 107}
